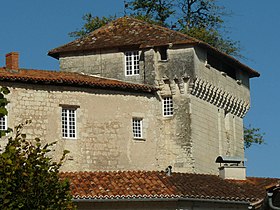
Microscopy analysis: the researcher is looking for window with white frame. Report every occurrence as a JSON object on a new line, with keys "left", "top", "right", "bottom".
{"left": 0, "top": 116, "right": 7, "bottom": 131}
{"left": 125, "top": 51, "right": 140, "bottom": 76}
{"left": 132, "top": 118, "right": 143, "bottom": 139}
{"left": 163, "top": 97, "right": 173, "bottom": 116}
{"left": 62, "top": 108, "right": 76, "bottom": 139}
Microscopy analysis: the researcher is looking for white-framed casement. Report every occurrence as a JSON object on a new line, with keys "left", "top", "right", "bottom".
{"left": 162, "top": 96, "right": 173, "bottom": 117}
{"left": 125, "top": 51, "right": 140, "bottom": 76}
{"left": 0, "top": 115, "right": 7, "bottom": 131}
{"left": 132, "top": 118, "right": 143, "bottom": 139}
{"left": 61, "top": 107, "right": 77, "bottom": 139}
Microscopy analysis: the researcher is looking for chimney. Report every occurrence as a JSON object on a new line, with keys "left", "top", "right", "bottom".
{"left": 216, "top": 156, "right": 246, "bottom": 180}
{"left": 6, "top": 52, "right": 19, "bottom": 71}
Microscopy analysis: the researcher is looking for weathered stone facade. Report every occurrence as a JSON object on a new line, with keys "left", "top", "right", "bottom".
{"left": 54, "top": 43, "right": 251, "bottom": 174}
{"left": 1, "top": 17, "right": 256, "bottom": 175}
{"left": 0, "top": 80, "right": 193, "bottom": 173}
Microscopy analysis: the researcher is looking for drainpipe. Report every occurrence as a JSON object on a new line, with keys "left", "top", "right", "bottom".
{"left": 267, "top": 192, "right": 280, "bottom": 210}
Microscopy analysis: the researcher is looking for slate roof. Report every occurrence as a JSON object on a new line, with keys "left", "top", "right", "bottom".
{"left": 0, "top": 68, "right": 157, "bottom": 93}
{"left": 48, "top": 16, "right": 259, "bottom": 78}
{"left": 60, "top": 171, "right": 279, "bottom": 204}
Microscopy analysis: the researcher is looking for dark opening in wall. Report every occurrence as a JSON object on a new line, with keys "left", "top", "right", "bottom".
{"left": 207, "top": 53, "right": 236, "bottom": 79}
{"left": 159, "top": 47, "right": 168, "bottom": 61}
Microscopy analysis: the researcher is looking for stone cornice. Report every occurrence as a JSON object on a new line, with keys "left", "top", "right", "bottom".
{"left": 189, "top": 77, "right": 250, "bottom": 118}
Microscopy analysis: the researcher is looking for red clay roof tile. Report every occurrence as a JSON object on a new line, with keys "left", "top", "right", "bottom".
{"left": 48, "top": 17, "right": 260, "bottom": 78}
{"left": 60, "top": 171, "right": 279, "bottom": 203}
{"left": 0, "top": 68, "right": 157, "bottom": 93}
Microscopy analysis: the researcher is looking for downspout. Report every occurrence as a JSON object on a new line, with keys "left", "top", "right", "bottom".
{"left": 267, "top": 192, "right": 280, "bottom": 210}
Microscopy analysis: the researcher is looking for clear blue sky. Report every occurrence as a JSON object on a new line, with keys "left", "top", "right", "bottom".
{"left": 0, "top": 1, "right": 279, "bottom": 178}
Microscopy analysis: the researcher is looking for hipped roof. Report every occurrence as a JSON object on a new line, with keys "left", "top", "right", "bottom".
{"left": 49, "top": 17, "right": 259, "bottom": 78}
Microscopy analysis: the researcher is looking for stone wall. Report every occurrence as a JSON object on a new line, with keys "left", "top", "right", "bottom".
{"left": 153, "top": 46, "right": 249, "bottom": 174}
{"left": 2, "top": 45, "right": 252, "bottom": 175}
{"left": 190, "top": 96, "right": 244, "bottom": 174}
{"left": 0, "top": 81, "right": 199, "bottom": 173}
{"left": 0, "top": 82, "right": 169, "bottom": 172}
{"left": 59, "top": 49, "right": 153, "bottom": 85}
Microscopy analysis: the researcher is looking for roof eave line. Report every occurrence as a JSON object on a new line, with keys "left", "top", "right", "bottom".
{"left": 72, "top": 197, "right": 251, "bottom": 205}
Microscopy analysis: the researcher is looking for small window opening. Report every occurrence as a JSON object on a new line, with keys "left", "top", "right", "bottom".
{"left": 132, "top": 118, "right": 143, "bottom": 139}
{"left": 159, "top": 47, "right": 168, "bottom": 61}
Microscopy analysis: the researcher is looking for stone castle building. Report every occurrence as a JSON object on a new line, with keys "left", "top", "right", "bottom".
{"left": 0, "top": 17, "right": 259, "bottom": 175}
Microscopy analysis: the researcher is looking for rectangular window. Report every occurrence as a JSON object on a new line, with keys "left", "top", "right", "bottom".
{"left": 163, "top": 97, "right": 173, "bottom": 116}
{"left": 132, "top": 118, "right": 143, "bottom": 139}
{"left": 159, "top": 47, "right": 168, "bottom": 60}
{"left": 125, "top": 51, "right": 140, "bottom": 76}
{"left": 62, "top": 108, "right": 76, "bottom": 139}
{"left": 0, "top": 116, "right": 7, "bottom": 131}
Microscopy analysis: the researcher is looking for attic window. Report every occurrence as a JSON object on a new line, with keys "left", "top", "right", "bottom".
{"left": 125, "top": 51, "right": 140, "bottom": 76}
{"left": 159, "top": 47, "right": 168, "bottom": 61}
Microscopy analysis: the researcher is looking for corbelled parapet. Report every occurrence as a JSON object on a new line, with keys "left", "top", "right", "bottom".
{"left": 189, "top": 77, "right": 250, "bottom": 118}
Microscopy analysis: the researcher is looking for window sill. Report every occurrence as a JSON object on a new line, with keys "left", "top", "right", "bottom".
{"left": 158, "top": 59, "right": 169, "bottom": 63}
{"left": 125, "top": 74, "right": 140, "bottom": 77}
{"left": 62, "top": 137, "right": 77, "bottom": 140}
{"left": 133, "top": 138, "right": 146, "bottom": 141}
{"left": 163, "top": 115, "right": 174, "bottom": 120}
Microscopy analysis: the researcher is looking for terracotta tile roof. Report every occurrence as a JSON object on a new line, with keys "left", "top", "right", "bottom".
{"left": 60, "top": 171, "right": 279, "bottom": 203}
{"left": 48, "top": 17, "right": 259, "bottom": 78}
{"left": 0, "top": 68, "right": 157, "bottom": 93}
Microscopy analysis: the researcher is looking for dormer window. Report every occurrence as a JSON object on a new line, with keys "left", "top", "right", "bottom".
{"left": 125, "top": 51, "right": 140, "bottom": 76}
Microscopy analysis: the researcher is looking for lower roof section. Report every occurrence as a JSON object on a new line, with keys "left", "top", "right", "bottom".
{"left": 60, "top": 170, "right": 279, "bottom": 205}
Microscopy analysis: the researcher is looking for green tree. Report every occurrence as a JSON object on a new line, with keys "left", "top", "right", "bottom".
{"left": 69, "top": 0, "right": 240, "bottom": 57}
{"left": 127, "top": 0, "right": 174, "bottom": 26}
{"left": 69, "top": 14, "right": 116, "bottom": 38}
{"left": 0, "top": 121, "right": 75, "bottom": 210}
{"left": 244, "top": 125, "right": 265, "bottom": 149}
{"left": 0, "top": 86, "right": 10, "bottom": 137}
{"left": 127, "top": 0, "right": 241, "bottom": 57}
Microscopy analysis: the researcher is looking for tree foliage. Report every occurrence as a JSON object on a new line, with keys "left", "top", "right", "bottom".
{"left": 126, "top": 0, "right": 241, "bottom": 57}
{"left": 0, "top": 121, "right": 75, "bottom": 210}
{"left": 69, "top": 14, "right": 116, "bottom": 38}
{"left": 127, "top": 0, "right": 174, "bottom": 26}
{"left": 0, "top": 86, "right": 10, "bottom": 137}
{"left": 69, "top": 0, "right": 240, "bottom": 57}
{"left": 244, "top": 125, "right": 265, "bottom": 149}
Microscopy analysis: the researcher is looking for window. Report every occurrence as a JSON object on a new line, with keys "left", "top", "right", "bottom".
{"left": 0, "top": 116, "right": 7, "bottom": 131}
{"left": 62, "top": 108, "right": 76, "bottom": 139}
{"left": 163, "top": 97, "right": 173, "bottom": 116}
{"left": 125, "top": 51, "right": 140, "bottom": 76}
{"left": 132, "top": 118, "right": 143, "bottom": 139}
{"left": 159, "top": 47, "right": 168, "bottom": 60}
